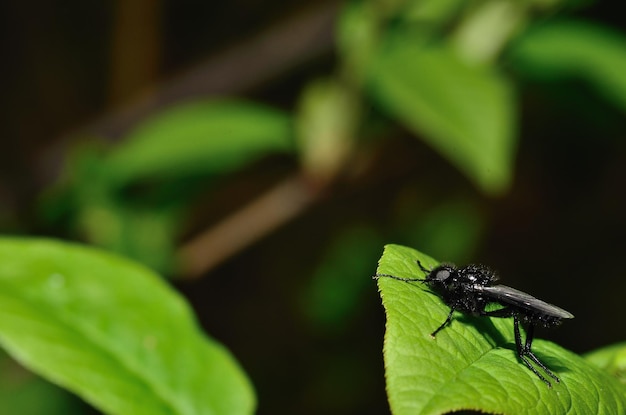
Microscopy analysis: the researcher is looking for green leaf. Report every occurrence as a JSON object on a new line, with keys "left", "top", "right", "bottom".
{"left": 368, "top": 39, "right": 516, "bottom": 195}
{"left": 336, "top": 0, "right": 379, "bottom": 84}
{"left": 402, "top": 200, "right": 485, "bottom": 263}
{"left": 404, "top": 0, "right": 466, "bottom": 25}
{"left": 510, "top": 20, "right": 626, "bottom": 113}
{"left": 296, "top": 78, "right": 360, "bottom": 181}
{"left": 105, "top": 99, "right": 293, "bottom": 185}
{"left": 585, "top": 342, "right": 626, "bottom": 385}
{"left": 376, "top": 244, "right": 626, "bottom": 414}
{"left": 75, "top": 202, "right": 180, "bottom": 274}
{"left": 0, "top": 237, "right": 255, "bottom": 415}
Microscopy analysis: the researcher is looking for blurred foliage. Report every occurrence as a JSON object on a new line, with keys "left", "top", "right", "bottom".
{"left": 510, "top": 20, "right": 626, "bottom": 112}
{"left": 301, "top": 226, "right": 384, "bottom": 332}
{"left": 296, "top": 79, "right": 360, "bottom": 182}
{"left": 41, "top": 100, "right": 293, "bottom": 272}
{"left": 35, "top": 0, "right": 626, "bottom": 275}
{"left": 585, "top": 342, "right": 626, "bottom": 385}
{"left": 368, "top": 38, "right": 516, "bottom": 193}
{"left": 401, "top": 200, "right": 485, "bottom": 263}
{"left": 105, "top": 100, "right": 293, "bottom": 185}
{"left": 2, "top": 0, "right": 626, "bottom": 414}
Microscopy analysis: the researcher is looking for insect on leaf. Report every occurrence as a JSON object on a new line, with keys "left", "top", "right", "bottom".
{"left": 375, "top": 244, "right": 626, "bottom": 415}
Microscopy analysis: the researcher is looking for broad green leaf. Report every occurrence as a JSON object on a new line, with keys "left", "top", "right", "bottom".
{"left": 368, "top": 39, "right": 516, "bottom": 195}
{"left": 510, "top": 20, "right": 626, "bottom": 113}
{"left": 0, "top": 237, "right": 255, "bottom": 415}
{"left": 376, "top": 244, "right": 626, "bottom": 414}
{"left": 585, "top": 342, "right": 626, "bottom": 385}
{"left": 105, "top": 99, "right": 293, "bottom": 185}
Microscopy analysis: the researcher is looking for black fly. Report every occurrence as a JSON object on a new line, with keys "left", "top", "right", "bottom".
{"left": 374, "top": 260, "right": 574, "bottom": 387}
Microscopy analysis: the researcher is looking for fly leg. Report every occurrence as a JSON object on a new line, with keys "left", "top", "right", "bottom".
{"left": 514, "top": 314, "right": 558, "bottom": 387}
{"left": 431, "top": 307, "right": 456, "bottom": 338}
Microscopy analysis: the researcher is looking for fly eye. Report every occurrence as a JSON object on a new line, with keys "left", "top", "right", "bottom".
{"left": 434, "top": 269, "right": 450, "bottom": 281}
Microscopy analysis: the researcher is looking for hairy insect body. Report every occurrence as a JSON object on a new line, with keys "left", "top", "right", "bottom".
{"left": 427, "top": 264, "right": 493, "bottom": 318}
{"left": 375, "top": 259, "right": 574, "bottom": 387}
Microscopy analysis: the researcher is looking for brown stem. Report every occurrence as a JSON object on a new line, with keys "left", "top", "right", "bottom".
{"left": 177, "top": 174, "right": 321, "bottom": 279}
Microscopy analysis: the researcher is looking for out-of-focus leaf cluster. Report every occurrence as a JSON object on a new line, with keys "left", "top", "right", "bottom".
{"left": 40, "top": 101, "right": 293, "bottom": 272}
{"left": 37, "top": 0, "right": 626, "bottom": 276}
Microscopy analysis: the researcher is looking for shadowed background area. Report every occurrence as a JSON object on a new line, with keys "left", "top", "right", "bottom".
{"left": 1, "top": 0, "right": 625, "bottom": 413}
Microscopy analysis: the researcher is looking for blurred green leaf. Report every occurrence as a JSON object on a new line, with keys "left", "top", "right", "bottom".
{"left": 376, "top": 244, "right": 626, "bottom": 414}
{"left": 404, "top": 201, "right": 484, "bottom": 263}
{"left": 337, "top": 0, "right": 466, "bottom": 84}
{"left": 511, "top": 20, "right": 626, "bottom": 113}
{"left": 336, "top": 0, "right": 380, "bottom": 84}
{"left": 40, "top": 100, "right": 295, "bottom": 272}
{"left": 106, "top": 99, "right": 293, "bottom": 185}
{"left": 369, "top": 39, "right": 516, "bottom": 194}
{"left": 296, "top": 79, "right": 360, "bottom": 181}
{"left": 404, "top": 0, "right": 465, "bottom": 24}
{"left": 76, "top": 203, "right": 180, "bottom": 273}
{"left": 302, "top": 226, "right": 382, "bottom": 331}
{"left": 451, "top": 0, "right": 527, "bottom": 64}
{"left": 585, "top": 342, "right": 626, "bottom": 385}
{"left": 0, "top": 237, "right": 255, "bottom": 415}
{"left": 40, "top": 142, "right": 194, "bottom": 273}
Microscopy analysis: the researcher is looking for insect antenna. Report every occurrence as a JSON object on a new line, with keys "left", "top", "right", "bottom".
{"left": 373, "top": 273, "right": 425, "bottom": 282}
{"left": 373, "top": 259, "right": 432, "bottom": 282}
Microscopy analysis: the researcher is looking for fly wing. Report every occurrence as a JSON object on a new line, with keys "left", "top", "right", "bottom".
{"left": 480, "top": 284, "right": 574, "bottom": 319}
